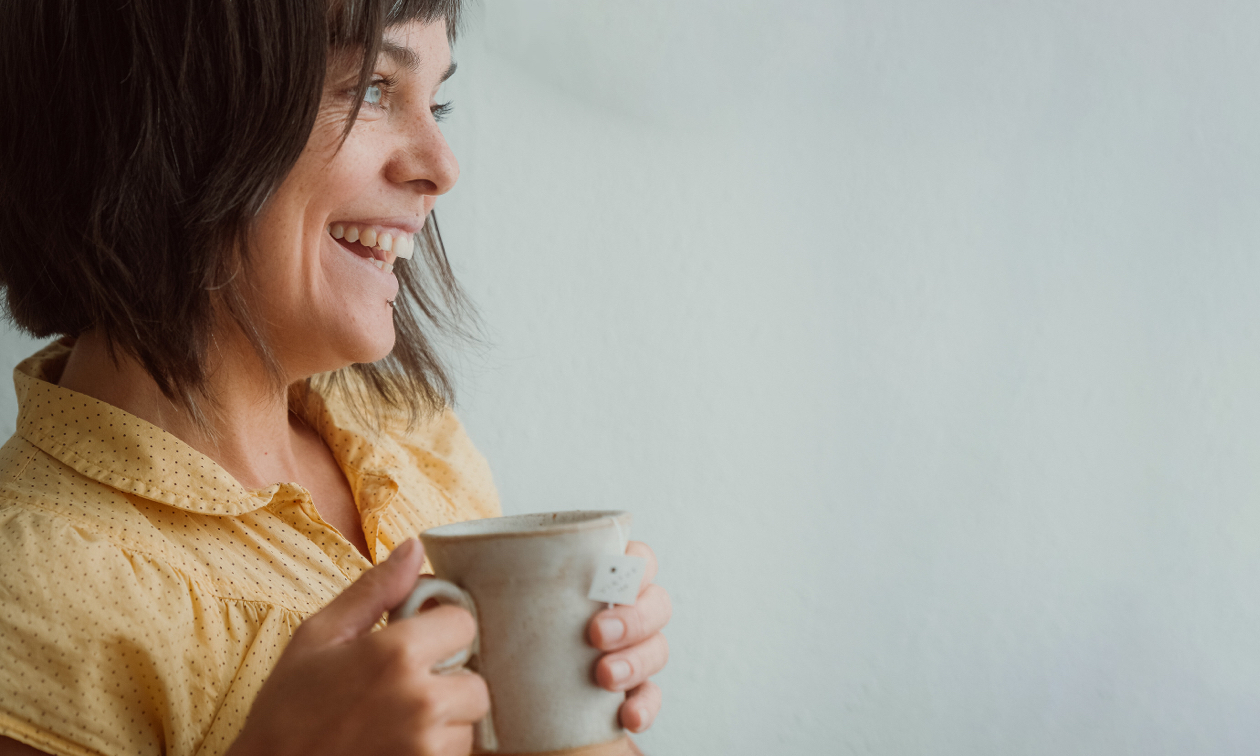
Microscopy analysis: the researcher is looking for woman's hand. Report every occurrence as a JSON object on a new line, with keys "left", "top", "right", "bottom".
{"left": 228, "top": 540, "right": 489, "bottom": 756}
{"left": 587, "top": 541, "right": 671, "bottom": 733}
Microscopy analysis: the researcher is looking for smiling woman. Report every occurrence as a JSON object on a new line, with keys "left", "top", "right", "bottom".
{"left": 0, "top": 0, "right": 467, "bottom": 429}
{"left": 0, "top": 1, "right": 669, "bottom": 755}
{"left": 248, "top": 18, "right": 465, "bottom": 425}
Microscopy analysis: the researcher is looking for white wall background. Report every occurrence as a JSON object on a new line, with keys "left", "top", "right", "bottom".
{"left": 5, "top": 0, "right": 1260, "bottom": 753}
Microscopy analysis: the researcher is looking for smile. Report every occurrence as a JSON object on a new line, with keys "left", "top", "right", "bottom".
{"left": 328, "top": 222, "right": 416, "bottom": 274}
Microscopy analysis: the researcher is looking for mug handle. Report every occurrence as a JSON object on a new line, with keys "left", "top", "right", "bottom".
{"left": 389, "top": 578, "right": 499, "bottom": 751}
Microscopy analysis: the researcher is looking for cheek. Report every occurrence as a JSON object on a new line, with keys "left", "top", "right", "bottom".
{"left": 330, "top": 127, "right": 387, "bottom": 186}
{"left": 248, "top": 219, "right": 305, "bottom": 301}
{"left": 271, "top": 237, "right": 397, "bottom": 366}
{"left": 240, "top": 121, "right": 399, "bottom": 367}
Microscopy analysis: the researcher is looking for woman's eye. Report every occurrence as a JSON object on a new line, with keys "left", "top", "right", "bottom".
{"left": 431, "top": 101, "right": 453, "bottom": 122}
{"left": 364, "top": 84, "right": 384, "bottom": 107}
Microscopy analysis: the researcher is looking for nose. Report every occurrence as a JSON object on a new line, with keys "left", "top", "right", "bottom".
{"left": 385, "top": 112, "right": 460, "bottom": 197}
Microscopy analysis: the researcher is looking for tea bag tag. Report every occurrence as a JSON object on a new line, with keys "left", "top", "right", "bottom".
{"left": 588, "top": 554, "right": 646, "bottom": 606}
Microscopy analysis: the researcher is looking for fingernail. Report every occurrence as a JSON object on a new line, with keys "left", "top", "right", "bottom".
{"left": 598, "top": 617, "right": 625, "bottom": 643}
{"left": 609, "top": 660, "right": 631, "bottom": 683}
{"left": 634, "top": 706, "right": 650, "bottom": 732}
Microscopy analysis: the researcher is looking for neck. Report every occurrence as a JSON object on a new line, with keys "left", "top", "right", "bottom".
{"left": 57, "top": 329, "right": 308, "bottom": 490}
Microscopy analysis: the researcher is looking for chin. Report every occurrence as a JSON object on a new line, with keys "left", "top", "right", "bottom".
{"left": 349, "top": 325, "right": 397, "bottom": 367}
{"left": 360, "top": 339, "right": 397, "bottom": 366}
{"left": 290, "top": 321, "right": 397, "bottom": 378}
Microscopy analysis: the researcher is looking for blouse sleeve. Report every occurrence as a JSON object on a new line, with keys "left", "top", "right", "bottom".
{"left": 0, "top": 505, "right": 238, "bottom": 756}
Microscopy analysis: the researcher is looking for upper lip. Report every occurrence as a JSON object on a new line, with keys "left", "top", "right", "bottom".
{"left": 331, "top": 216, "right": 426, "bottom": 234}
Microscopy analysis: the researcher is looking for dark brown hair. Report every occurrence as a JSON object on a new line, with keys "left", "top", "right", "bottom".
{"left": 0, "top": 0, "right": 468, "bottom": 429}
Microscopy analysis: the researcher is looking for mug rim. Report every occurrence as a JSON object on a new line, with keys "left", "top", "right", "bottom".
{"left": 421, "top": 510, "right": 631, "bottom": 541}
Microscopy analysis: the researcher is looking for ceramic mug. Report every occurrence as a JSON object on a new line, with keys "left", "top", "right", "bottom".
{"left": 390, "top": 510, "right": 636, "bottom": 755}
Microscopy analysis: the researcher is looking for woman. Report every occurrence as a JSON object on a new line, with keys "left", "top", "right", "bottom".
{"left": 0, "top": 1, "right": 670, "bottom": 754}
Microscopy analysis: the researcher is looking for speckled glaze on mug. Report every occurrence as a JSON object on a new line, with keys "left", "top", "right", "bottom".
{"left": 416, "top": 510, "right": 633, "bottom": 754}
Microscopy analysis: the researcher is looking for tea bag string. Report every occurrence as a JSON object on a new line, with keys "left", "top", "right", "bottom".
{"left": 611, "top": 515, "right": 628, "bottom": 552}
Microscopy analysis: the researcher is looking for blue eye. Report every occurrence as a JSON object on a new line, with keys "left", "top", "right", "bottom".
{"left": 364, "top": 84, "right": 383, "bottom": 106}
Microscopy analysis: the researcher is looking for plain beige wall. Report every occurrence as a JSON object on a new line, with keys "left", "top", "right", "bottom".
{"left": 5, "top": 1, "right": 1260, "bottom": 753}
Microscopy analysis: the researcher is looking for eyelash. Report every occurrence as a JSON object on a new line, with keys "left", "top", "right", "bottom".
{"left": 361, "top": 77, "right": 454, "bottom": 122}
{"left": 361, "top": 76, "right": 395, "bottom": 109}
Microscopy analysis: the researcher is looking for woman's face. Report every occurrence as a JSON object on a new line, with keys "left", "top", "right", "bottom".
{"left": 248, "top": 19, "right": 458, "bottom": 379}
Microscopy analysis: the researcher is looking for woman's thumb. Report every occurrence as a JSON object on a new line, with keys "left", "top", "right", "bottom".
{"left": 292, "top": 539, "right": 425, "bottom": 649}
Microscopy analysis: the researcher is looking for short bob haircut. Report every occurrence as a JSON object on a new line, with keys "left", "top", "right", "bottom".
{"left": 0, "top": 0, "right": 467, "bottom": 430}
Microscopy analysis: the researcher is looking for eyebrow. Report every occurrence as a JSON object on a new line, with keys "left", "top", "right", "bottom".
{"left": 380, "top": 41, "right": 458, "bottom": 84}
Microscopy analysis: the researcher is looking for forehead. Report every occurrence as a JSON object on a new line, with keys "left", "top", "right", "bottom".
{"left": 381, "top": 19, "right": 452, "bottom": 75}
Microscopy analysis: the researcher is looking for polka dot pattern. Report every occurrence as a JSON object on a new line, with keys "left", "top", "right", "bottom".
{"left": 0, "top": 341, "right": 502, "bottom": 756}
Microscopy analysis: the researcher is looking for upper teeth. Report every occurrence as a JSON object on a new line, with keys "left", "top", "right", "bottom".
{"left": 328, "top": 223, "right": 415, "bottom": 260}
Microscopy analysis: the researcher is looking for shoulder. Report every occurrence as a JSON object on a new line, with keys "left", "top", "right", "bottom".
{"left": 0, "top": 451, "right": 190, "bottom": 620}
{"left": 0, "top": 434, "right": 219, "bottom": 628}
{"left": 391, "top": 407, "right": 485, "bottom": 468}
{"left": 0, "top": 493, "right": 150, "bottom": 624}
{"left": 385, "top": 408, "right": 502, "bottom": 521}
{"left": 312, "top": 388, "right": 502, "bottom": 525}
{"left": 0, "top": 433, "right": 176, "bottom": 561}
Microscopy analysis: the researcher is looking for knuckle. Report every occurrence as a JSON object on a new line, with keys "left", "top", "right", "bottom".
{"left": 383, "top": 633, "right": 428, "bottom": 676}
{"left": 413, "top": 679, "right": 444, "bottom": 714}
{"left": 377, "top": 630, "right": 409, "bottom": 661}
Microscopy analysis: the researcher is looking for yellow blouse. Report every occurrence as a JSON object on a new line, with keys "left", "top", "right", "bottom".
{"left": 0, "top": 341, "right": 500, "bottom": 756}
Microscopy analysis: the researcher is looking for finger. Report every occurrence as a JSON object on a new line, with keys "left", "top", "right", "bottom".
{"left": 595, "top": 632, "right": 669, "bottom": 693}
{"left": 380, "top": 604, "right": 479, "bottom": 672}
{"left": 296, "top": 539, "right": 425, "bottom": 649}
{"left": 625, "top": 540, "right": 657, "bottom": 590}
{"left": 408, "top": 574, "right": 447, "bottom": 612}
{"left": 414, "top": 724, "right": 475, "bottom": 756}
{"left": 441, "top": 670, "right": 492, "bottom": 725}
{"left": 407, "top": 668, "right": 491, "bottom": 728}
{"left": 589, "top": 583, "right": 672, "bottom": 651}
{"left": 619, "top": 680, "right": 662, "bottom": 734}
